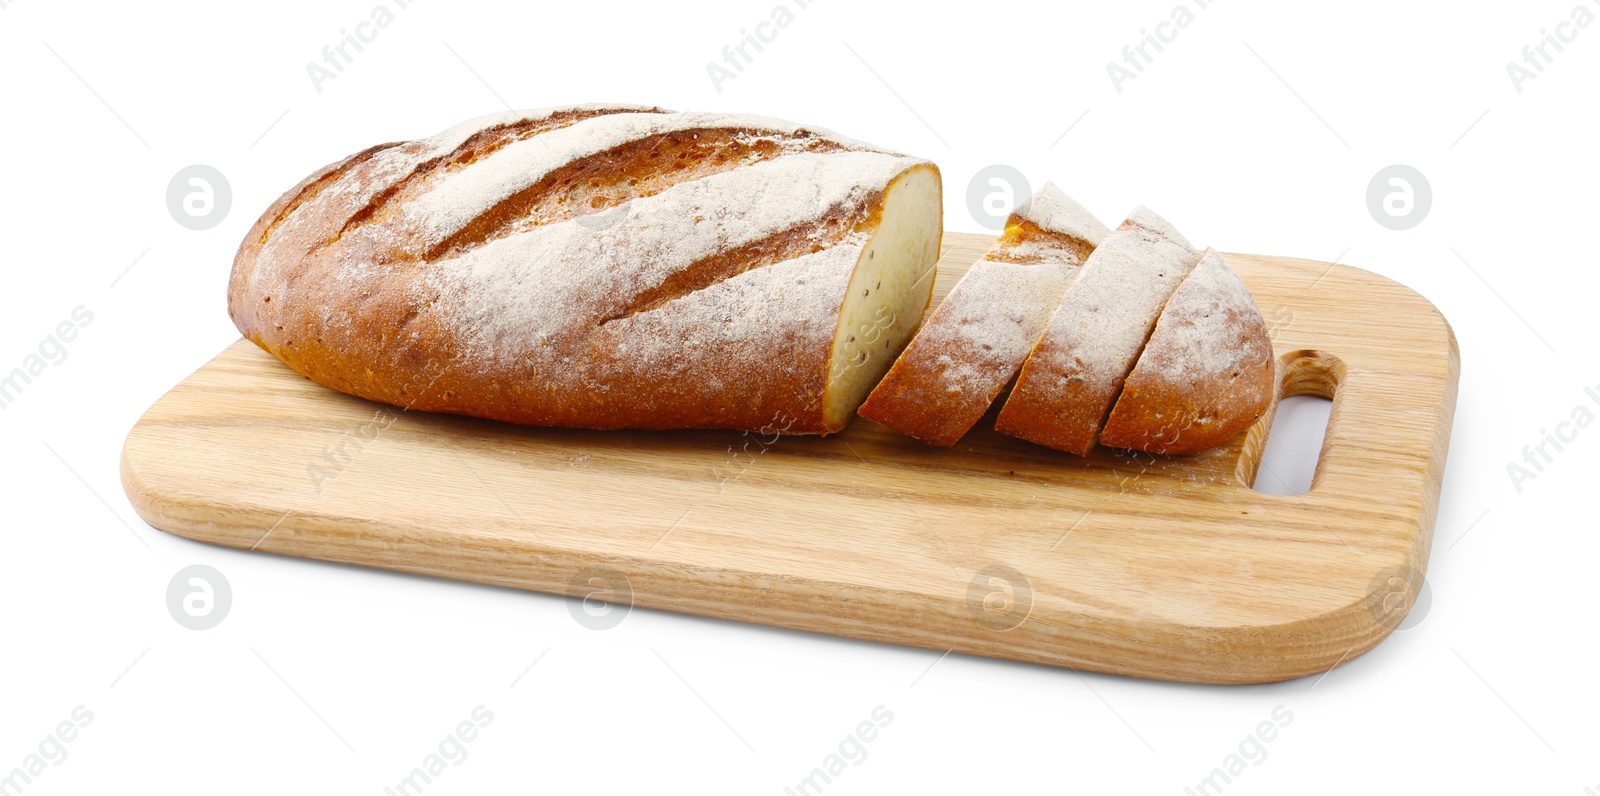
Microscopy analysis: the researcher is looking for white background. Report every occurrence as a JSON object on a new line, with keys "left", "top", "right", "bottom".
{"left": 2, "top": 0, "right": 1596, "bottom": 793}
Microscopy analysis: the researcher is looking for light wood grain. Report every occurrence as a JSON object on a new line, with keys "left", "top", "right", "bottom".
{"left": 120, "top": 233, "right": 1458, "bottom": 684}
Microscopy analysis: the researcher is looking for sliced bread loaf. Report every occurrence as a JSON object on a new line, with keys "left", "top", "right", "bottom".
{"left": 228, "top": 106, "right": 944, "bottom": 435}
{"left": 994, "top": 207, "right": 1201, "bottom": 455}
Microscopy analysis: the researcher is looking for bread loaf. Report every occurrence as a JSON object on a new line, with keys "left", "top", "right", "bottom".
{"left": 995, "top": 207, "right": 1202, "bottom": 454}
{"left": 229, "top": 106, "right": 943, "bottom": 434}
{"left": 1097, "top": 248, "right": 1274, "bottom": 453}
{"left": 856, "top": 184, "right": 1107, "bottom": 446}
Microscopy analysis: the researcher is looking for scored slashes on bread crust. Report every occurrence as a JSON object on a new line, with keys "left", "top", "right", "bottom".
{"left": 230, "top": 105, "right": 943, "bottom": 435}
{"left": 857, "top": 184, "right": 1109, "bottom": 446}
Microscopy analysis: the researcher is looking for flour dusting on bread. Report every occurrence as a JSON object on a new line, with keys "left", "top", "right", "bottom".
{"left": 229, "top": 106, "right": 942, "bottom": 433}
{"left": 1097, "top": 248, "right": 1275, "bottom": 454}
{"left": 993, "top": 206, "right": 1201, "bottom": 455}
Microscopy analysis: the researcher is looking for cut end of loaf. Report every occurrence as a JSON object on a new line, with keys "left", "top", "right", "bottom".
{"left": 822, "top": 164, "right": 943, "bottom": 432}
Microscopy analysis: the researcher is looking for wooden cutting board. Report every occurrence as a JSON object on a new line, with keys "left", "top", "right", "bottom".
{"left": 121, "top": 232, "right": 1458, "bottom": 684}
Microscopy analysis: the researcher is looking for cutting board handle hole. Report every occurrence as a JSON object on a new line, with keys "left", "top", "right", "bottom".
{"left": 1242, "top": 350, "right": 1344, "bottom": 494}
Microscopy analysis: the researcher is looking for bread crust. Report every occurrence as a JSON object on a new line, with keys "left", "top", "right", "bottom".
{"left": 1097, "top": 249, "right": 1274, "bottom": 454}
{"left": 229, "top": 106, "right": 938, "bottom": 434}
{"left": 856, "top": 184, "right": 1106, "bottom": 446}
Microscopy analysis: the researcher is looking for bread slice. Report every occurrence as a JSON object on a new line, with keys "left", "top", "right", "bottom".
{"left": 994, "top": 207, "right": 1201, "bottom": 455}
{"left": 229, "top": 106, "right": 943, "bottom": 435}
{"left": 856, "top": 184, "right": 1107, "bottom": 446}
{"left": 1098, "top": 248, "right": 1274, "bottom": 453}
